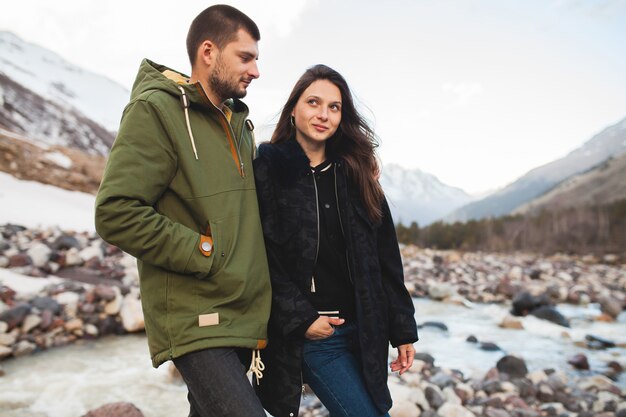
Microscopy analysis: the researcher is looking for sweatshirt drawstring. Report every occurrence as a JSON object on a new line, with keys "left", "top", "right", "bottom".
{"left": 248, "top": 349, "right": 265, "bottom": 384}
{"left": 178, "top": 86, "right": 198, "bottom": 160}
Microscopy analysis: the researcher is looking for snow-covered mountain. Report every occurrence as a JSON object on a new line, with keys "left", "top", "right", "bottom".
{"left": 446, "top": 116, "right": 626, "bottom": 222}
{"left": 380, "top": 163, "right": 473, "bottom": 225}
{"left": 0, "top": 73, "right": 115, "bottom": 155}
{"left": 0, "top": 31, "right": 128, "bottom": 133}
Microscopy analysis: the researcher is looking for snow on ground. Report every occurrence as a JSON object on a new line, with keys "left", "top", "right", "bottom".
{"left": 0, "top": 171, "right": 95, "bottom": 232}
{"left": 0, "top": 268, "right": 63, "bottom": 297}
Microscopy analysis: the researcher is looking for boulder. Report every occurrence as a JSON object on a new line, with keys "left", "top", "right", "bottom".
{"left": 0, "top": 303, "right": 31, "bottom": 330}
{"left": 390, "top": 401, "right": 421, "bottom": 417}
{"left": 120, "top": 294, "right": 144, "bottom": 332}
{"left": 81, "top": 402, "right": 145, "bottom": 417}
{"left": 529, "top": 306, "right": 569, "bottom": 327}
{"left": 567, "top": 353, "right": 590, "bottom": 370}
{"left": 496, "top": 356, "right": 528, "bottom": 379}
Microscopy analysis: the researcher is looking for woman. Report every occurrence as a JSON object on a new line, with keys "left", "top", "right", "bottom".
{"left": 253, "top": 64, "right": 418, "bottom": 417}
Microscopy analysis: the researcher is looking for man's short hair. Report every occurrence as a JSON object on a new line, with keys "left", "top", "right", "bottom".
{"left": 186, "top": 4, "right": 260, "bottom": 67}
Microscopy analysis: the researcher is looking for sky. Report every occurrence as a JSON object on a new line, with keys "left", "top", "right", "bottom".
{"left": 2, "top": 0, "right": 626, "bottom": 194}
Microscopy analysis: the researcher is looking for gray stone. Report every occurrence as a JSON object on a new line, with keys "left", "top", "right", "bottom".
{"left": 496, "top": 355, "right": 528, "bottom": 379}
{"left": 32, "top": 297, "right": 61, "bottom": 314}
{"left": 0, "top": 303, "right": 31, "bottom": 330}
{"left": 426, "top": 386, "right": 445, "bottom": 409}
{"left": 431, "top": 371, "right": 455, "bottom": 388}
{"left": 51, "top": 235, "right": 81, "bottom": 251}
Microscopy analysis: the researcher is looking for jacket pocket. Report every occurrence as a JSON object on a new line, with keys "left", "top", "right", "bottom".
{"left": 183, "top": 233, "right": 216, "bottom": 279}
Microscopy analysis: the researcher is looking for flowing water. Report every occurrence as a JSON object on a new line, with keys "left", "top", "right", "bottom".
{"left": 0, "top": 299, "right": 624, "bottom": 417}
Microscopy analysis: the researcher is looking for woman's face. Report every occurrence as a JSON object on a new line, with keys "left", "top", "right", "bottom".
{"left": 292, "top": 79, "right": 342, "bottom": 148}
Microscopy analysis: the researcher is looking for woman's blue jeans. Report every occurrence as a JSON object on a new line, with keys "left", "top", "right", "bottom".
{"left": 302, "top": 322, "right": 391, "bottom": 417}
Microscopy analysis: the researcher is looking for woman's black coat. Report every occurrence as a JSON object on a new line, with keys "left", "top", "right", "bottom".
{"left": 253, "top": 139, "right": 418, "bottom": 417}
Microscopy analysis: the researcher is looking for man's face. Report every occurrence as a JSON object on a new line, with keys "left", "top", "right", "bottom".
{"left": 209, "top": 29, "right": 260, "bottom": 102}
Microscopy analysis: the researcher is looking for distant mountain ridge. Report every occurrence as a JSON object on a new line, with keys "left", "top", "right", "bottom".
{"left": 514, "top": 152, "right": 626, "bottom": 215}
{"left": 380, "top": 163, "right": 473, "bottom": 225}
{"left": 0, "top": 31, "right": 128, "bottom": 133}
{"left": 446, "top": 116, "right": 626, "bottom": 222}
{"left": 0, "top": 73, "right": 114, "bottom": 155}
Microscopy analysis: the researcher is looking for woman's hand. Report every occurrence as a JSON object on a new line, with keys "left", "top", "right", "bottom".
{"left": 390, "top": 343, "right": 415, "bottom": 375}
{"left": 305, "top": 316, "right": 345, "bottom": 340}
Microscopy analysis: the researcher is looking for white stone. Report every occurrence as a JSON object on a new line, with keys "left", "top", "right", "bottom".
{"left": 21, "top": 314, "right": 42, "bottom": 333}
{"left": 13, "top": 340, "right": 36, "bottom": 357}
{"left": 455, "top": 383, "right": 474, "bottom": 399}
{"left": 64, "top": 248, "right": 83, "bottom": 266}
{"left": 409, "top": 388, "right": 430, "bottom": 411}
{"left": 104, "top": 287, "right": 123, "bottom": 315}
{"left": 0, "top": 332, "right": 16, "bottom": 346}
{"left": 437, "top": 403, "right": 476, "bottom": 417}
{"left": 0, "top": 345, "right": 12, "bottom": 359}
{"left": 389, "top": 401, "right": 421, "bottom": 417}
{"left": 0, "top": 256, "right": 9, "bottom": 268}
{"left": 389, "top": 380, "right": 414, "bottom": 403}
{"left": 509, "top": 266, "right": 523, "bottom": 279}
{"left": 593, "top": 391, "right": 620, "bottom": 412}
{"left": 428, "top": 282, "right": 457, "bottom": 300}
{"left": 55, "top": 291, "right": 80, "bottom": 306}
{"left": 79, "top": 244, "right": 103, "bottom": 262}
{"left": 0, "top": 321, "right": 8, "bottom": 333}
{"left": 120, "top": 294, "right": 144, "bottom": 332}
{"left": 528, "top": 370, "right": 549, "bottom": 385}
{"left": 578, "top": 375, "right": 616, "bottom": 392}
{"left": 501, "top": 381, "right": 518, "bottom": 393}
{"left": 27, "top": 242, "right": 52, "bottom": 268}
{"left": 84, "top": 324, "right": 99, "bottom": 337}
{"left": 443, "top": 386, "right": 462, "bottom": 405}
{"left": 556, "top": 271, "right": 573, "bottom": 282}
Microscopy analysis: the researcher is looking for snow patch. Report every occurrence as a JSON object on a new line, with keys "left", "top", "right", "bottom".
{"left": 0, "top": 268, "right": 63, "bottom": 297}
{"left": 0, "top": 171, "right": 95, "bottom": 231}
{"left": 43, "top": 151, "right": 73, "bottom": 169}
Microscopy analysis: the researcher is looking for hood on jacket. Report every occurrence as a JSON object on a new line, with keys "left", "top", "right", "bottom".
{"left": 130, "top": 59, "right": 250, "bottom": 160}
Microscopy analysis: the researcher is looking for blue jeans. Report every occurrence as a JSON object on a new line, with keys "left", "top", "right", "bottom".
{"left": 173, "top": 347, "right": 266, "bottom": 417}
{"left": 302, "top": 323, "right": 390, "bottom": 417}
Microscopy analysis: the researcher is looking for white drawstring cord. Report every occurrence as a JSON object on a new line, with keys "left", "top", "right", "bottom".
{"left": 178, "top": 86, "right": 198, "bottom": 160}
{"left": 248, "top": 349, "right": 265, "bottom": 385}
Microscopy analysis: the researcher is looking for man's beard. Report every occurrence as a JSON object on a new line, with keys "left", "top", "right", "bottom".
{"left": 209, "top": 55, "right": 247, "bottom": 102}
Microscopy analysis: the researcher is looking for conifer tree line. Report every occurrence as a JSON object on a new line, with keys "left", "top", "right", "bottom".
{"left": 395, "top": 199, "right": 626, "bottom": 256}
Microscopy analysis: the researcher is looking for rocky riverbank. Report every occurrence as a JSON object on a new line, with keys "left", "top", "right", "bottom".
{"left": 1, "top": 224, "right": 625, "bottom": 417}
{"left": 0, "top": 224, "right": 143, "bottom": 371}
{"left": 400, "top": 246, "right": 625, "bottom": 322}
{"left": 298, "top": 352, "right": 626, "bottom": 417}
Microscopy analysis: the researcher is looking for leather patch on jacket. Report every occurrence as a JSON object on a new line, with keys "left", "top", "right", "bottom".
{"left": 198, "top": 313, "right": 219, "bottom": 327}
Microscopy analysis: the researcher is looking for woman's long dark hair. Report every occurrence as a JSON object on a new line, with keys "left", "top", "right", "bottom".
{"left": 271, "top": 64, "right": 384, "bottom": 222}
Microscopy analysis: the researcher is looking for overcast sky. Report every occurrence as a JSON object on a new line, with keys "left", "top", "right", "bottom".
{"left": 2, "top": 0, "right": 626, "bottom": 194}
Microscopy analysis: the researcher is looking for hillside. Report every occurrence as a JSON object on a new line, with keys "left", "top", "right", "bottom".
{"left": 0, "top": 130, "right": 105, "bottom": 194}
{"left": 446, "top": 116, "right": 626, "bottom": 222}
{"left": 514, "top": 152, "right": 626, "bottom": 215}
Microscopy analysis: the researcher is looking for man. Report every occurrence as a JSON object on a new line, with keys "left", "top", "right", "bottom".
{"left": 95, "top": 5, "right": 270, "bottom": 417}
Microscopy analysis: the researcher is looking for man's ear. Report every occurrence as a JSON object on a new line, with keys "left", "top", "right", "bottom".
{"left": 197, "top": 40, "right": 217, "bottom": 67}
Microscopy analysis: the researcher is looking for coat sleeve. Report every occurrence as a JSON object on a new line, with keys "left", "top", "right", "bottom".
{"left": 378, "top": 197, "right": 419, "bottom": 347}
{"left": 95, "top": 99, "right": 211, "bottom": 278}
{"left": 253, "top": 155, "right": 319, "bottom": 337}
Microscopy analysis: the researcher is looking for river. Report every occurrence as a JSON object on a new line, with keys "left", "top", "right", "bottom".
{"left": 0, "top": 299, "right": 624, "bottom": 417}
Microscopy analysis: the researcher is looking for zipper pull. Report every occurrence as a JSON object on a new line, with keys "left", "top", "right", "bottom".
{"left": 240, "top": 162, "right": 245, "bottom": 177}
{"left": 302, "top": 384, "right": 306, "bottom": 399}
{"left": 311, "top": 276, "right": 316, "bottom": 293}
